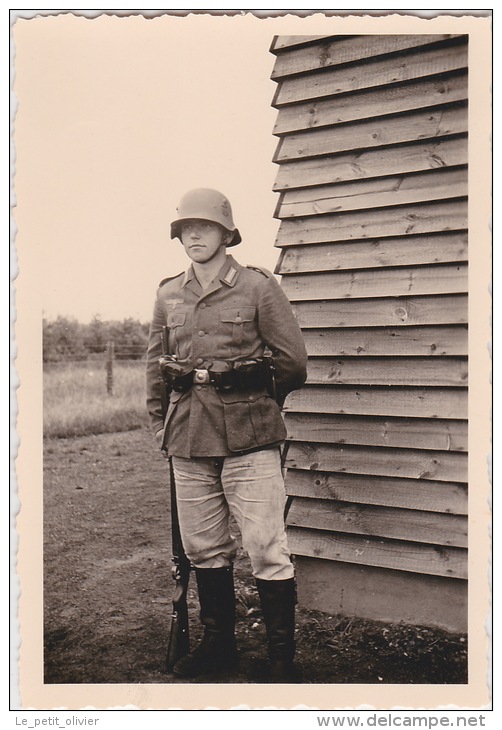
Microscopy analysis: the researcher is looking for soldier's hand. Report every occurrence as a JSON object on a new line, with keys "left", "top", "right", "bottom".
{"left": 155, "top": 429, "right": 168, "bottom": 458}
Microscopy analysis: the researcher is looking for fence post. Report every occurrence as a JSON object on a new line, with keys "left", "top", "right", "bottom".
{"left": 106, "top": 341, "right": 114, "bottom": 395}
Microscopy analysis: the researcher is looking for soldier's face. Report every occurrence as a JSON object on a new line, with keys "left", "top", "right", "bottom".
{"left": 180, "top": 220, "right": 228, "bottom": 264}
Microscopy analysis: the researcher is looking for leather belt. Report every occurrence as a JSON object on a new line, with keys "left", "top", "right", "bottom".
{"left": 160, "top": 358, "right": 275, "bottom": 396}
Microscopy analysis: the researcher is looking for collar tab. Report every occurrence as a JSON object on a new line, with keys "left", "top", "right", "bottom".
{"left": 223, "top": 266, "right": 238, "bottom": 286}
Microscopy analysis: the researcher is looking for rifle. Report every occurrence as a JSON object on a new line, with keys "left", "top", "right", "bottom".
{"left": 159, "top": 325, "right": 192, "bottom": 672}
{"left": 165, "top": 456, "right": 191, "bottom": 671}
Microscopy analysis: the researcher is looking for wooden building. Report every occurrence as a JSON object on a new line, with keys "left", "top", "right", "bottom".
{"left": 270, "top": 34, "right": 468, "bottom": 633}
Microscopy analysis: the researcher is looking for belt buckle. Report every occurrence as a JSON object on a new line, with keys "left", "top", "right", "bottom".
{"left": 194, "top": 368, "right": 210, "bottom": 384}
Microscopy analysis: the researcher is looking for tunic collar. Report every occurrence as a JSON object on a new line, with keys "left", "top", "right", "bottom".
{"left": 220, "top": 255, "right": 241, "bottom": 287}
{"left": 181, "top": 255, "right": 241, "bottom": 290}
{"left": 181, "top": 266, "right": 195, "bottom": 288}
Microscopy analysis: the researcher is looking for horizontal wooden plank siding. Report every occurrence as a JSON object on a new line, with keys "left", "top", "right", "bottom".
{"left": 285, "top": 413, "right": 468, "bottom": 451}
{"left": 294, "top": 557, "right": 467, "bottom": 632}
{"left": 273, "top": 73, "right": 468, "bottom": 135}
{"left": 275, "top": 105, "right": 467, "bottom": 162}
{"left": 301, "top": 326, "right": 468, "bottom": 356}
{"left": 305, "top": 356, "right": 467, "bottom": 386}
{"left": 276, "top": 200, "right": 467, "bottom": 246}
{"left": 292, "top": 296, "right": 468, "bottom": 328}
{"left": 281, "top": 263, "right": 468, "bottom": 301}
{"left": 273, "top": 41, "right": 468, "bottom": 105}
{"left": 274, "top": 137, "right": 468, "bottom": 191}
{"left": 285, "top": 442, "right": 467, "bottom": 483}
{"left": 285, "top": 470, "right": 467, "bottom": 514}
{"left": 276, "top": 168, "right": 467, "bottom": 218}
{"left": 286, "top": 497, "right": 467, "bottom": 547}
{"left": 287, "top": 527, "right": 467, "bottom": 579}
{"left": 285, "top": 385, "right": 467, "bottom": 419}
{"left": 271, "top": 34, "right": 468, "bottom": 629}
{"left": 277, "top": 233, "right": 468, "bottom": 273}
{"left": 271, "top": 35, "right": 464, "bottom": 79}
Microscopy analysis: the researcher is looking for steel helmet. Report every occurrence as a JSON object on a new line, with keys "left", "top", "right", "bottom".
{"left": 170, "top": 188, "right": 242, "bottom": 246}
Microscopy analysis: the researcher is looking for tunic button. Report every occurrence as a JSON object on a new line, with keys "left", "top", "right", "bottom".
{"left": 199, "top": 303, "right": 206, "bottom": 309}
{"left": 235, "top": 316, "right": 242, "bottom": 324}
{"left": 198, "top": 330, "right": 205, "bottom": 337}
{"left": 196, "top": 358, "right": 204, "bottom": 365}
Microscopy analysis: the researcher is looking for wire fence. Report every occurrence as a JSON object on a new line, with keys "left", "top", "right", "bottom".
{"left": 43, "top": 342, "right": 148, "bottom": 395}
{"left": 43, "top": 344, "right": 147, "bottom": 363}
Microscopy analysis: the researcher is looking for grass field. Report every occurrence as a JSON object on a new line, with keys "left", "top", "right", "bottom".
{"left": 43, "top": 428, "right": 468, "bottom": 686}
{"left": 43, "top": 360, "right": 150, "bottom": 438}
{"left": 42, "top": 360, "right": 468, "bottom": 688}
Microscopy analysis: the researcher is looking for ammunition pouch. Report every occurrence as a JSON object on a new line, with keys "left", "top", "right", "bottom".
{"left": 159, "top": 356, "right": 193, "bottom": 393}
{"left": 227, "top": 358, "right": 272, "bottom": 393}
{"left": 210, "top": 358, "right": 276, "bottom": 398}
{"left": 208, "top": 360, "right": 234, "bottom": 393}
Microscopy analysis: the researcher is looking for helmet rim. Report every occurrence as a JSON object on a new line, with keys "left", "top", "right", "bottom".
{"left": 170, "top": 188, "right": 242, "bottom": 246}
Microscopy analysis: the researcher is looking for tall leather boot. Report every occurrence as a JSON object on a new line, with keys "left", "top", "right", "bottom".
{"left": 256, "top": 577, "right": 298, "bottom": 683}
{"left": 172, "top": 565, "right": 238, "bottom": 678}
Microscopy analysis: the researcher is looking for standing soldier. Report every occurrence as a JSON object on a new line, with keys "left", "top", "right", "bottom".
{"left": 146, "top": 188, "right": 308, "bottom": 682}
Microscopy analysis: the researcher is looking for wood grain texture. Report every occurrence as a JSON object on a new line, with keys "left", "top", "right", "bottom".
{"left": 286, "top": 496, "right": 467, "bottom": 547}
{"left": 276, "top": 233, "right": 468, "bottom": 273}
{"left": 300, "top": 325, "right": 468, "bottom": 356}
{"left": 274, "top": 105, "right": 467, "bottom": 161}
{"left": 274, "top": 43, "right": 468, "bottom": 105}
{"left": 271, "top": 35, "right": 463, "bottom": 78}
{"left": 273, "top": 73, "right": 467, "bottom": 134}
{"left": 275, "top": 200, "right": 467, "bottom": 245}
{"left": 285, "top": 469, "right": 468, "bottom": 513}
{"left": 281, "top": 263, "right": 468, "bottom": 301}
{"left": 284, "top": 385, "right": 467, "bottom": 419}
{"left": 285, "top": 441, "right": 468, "bottom": 483}
{"left": 287, "top": 526, "right": 467, "bottom": 579}
{"left": 294, "top": 557, "right": 467, "bottom": 632}
{"left": 292, "top": 296, "right": 468, "bottom": 328}
{"left": 305, "top": 356, "right": 467, "bottom": 386}
{"left": 276, "top": 167, "right": 467, "bottom": 218}
{"left": 284, "top": 412, "right": 467, "bottom": 451}
{"left": 273, "top": 137, "right": 467, "bottom": 190}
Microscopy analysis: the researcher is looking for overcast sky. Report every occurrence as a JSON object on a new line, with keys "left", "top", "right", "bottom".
{"left": 13, "top": 13, "right": 286, "bottom": 323}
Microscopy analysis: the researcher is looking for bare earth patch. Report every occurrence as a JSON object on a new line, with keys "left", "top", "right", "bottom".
{"left": 43, "top": 428, "right": 467, "bottom": 686}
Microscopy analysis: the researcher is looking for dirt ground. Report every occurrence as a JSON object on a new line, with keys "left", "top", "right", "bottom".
{"left": 43, "top": 428, "right": 468, "bottom": 686}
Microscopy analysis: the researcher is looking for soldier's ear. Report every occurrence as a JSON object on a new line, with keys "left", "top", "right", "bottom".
{"left": 222, "top": 230, "right": 233, "bottom": 246}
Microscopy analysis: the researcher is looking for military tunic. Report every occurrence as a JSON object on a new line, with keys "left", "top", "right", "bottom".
{"left": 146, "top": 254, "right": 307, "bottom": 458}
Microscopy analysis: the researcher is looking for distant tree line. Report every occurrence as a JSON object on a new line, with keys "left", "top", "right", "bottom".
{"left": 43, "top": 316, "right": 150, "bottom": 362}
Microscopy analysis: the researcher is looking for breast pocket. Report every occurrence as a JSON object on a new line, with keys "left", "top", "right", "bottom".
{"left": 220, "top": 306, "right": 256, "bottom": 351}
{"left": 167, "top": 311, "right": 190, "bottom": 359}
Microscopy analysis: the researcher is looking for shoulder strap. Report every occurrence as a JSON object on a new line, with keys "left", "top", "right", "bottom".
{"left": 158, "top": 272, "right": 183, "bottom": 287}
{"left": 246, "top": 264, "right": 274, "bottom": 279}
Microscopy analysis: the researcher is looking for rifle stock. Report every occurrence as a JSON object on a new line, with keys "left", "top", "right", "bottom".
{"left": 165, "top": 458, "right": 191, "bottom": 672}
{"left": 159, "top": 324, "right": 192, "bottom": 672}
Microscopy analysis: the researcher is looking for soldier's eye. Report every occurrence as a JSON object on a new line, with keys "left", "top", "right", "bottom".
{"left": 182, "top": 222, "right": 214, "bottom": 234}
